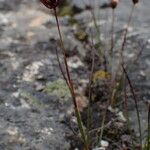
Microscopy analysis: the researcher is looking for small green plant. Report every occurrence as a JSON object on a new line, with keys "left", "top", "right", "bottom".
{"left": 39, "top": 0, "right": 145, "bottom": 149}
{"left": 40, "top": 0, "right": 88, "bottom": 149}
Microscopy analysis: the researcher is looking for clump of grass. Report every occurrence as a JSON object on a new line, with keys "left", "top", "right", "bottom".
{"left": 39, "top": 0, "right": 145, "bottom": 149}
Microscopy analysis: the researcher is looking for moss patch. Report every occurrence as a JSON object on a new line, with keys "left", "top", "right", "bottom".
{"left": 74, "top": 30, "right": 88, "bottom": 41}
{"left": 93, "top": 70, "right": 111, "bottom": 83}
{"left": 43, "top": 79, "right": 71, "bottom": 100}
{"left": 21, "top": 92, "right": 47, "bottom": 108}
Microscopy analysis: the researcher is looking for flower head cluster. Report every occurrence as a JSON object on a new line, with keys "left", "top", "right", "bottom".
{"left": 110, "top": 0, "right": 119, "bottom": 9}
{"left": 40, "top": 0, "right": 60, "bottom": 9}
{"left": 132, "top": 0, "right": 139, "bottom": 4}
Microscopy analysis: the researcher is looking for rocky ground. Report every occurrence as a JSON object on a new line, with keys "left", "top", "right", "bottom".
{"left": 0, "top": 0, "right": 149, "bottom": 149}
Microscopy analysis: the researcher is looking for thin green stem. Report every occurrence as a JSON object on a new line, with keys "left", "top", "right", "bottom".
{"left": 54, "top": 8, "right": 74, "bottom": 96}
{"left": 96, "top": 94, "right": 113, "bottom": 147}
{"left": 122, "top": 64, "right": 142, "bottom": 148}
{"left": 86, "top": 34, "right": 96, "bottom": 147}
{"left": 53, "top": 8, "right": 88, "bottom": 150}
{"left": 118, "top": 4, "right": 142, "bottom": 147}
{"left": 120, "top": 4, "right": 135, "bottom": 62}
{"left": 147, "top": 103, "right": 150, "bottom": 150}
{"left": 96, "top": 103, "right": 108, "bottom": 146}
{"left": 110, "top": 9, "right": 115, "bottom": 57}
{"left": 55, "top": 48, "right": 71, "bottom": 89}
{"left": 114, "top": 5, "right": 135, "bottom": 83}
{"left": 123, "top": 76, "right": 135, "bottom": 149}
{"left": 91, "top": 10, "right": 102, "bottom": 56}
{"left": 90, "top": 8, "right": 107, "bottom": 72}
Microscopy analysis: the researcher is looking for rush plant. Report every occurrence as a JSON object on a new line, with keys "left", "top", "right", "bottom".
{"left": 39, "top": 0, "right": 145, "bottom": 149}
{"left": 40, "top": 0, "right": 88, "bottom": 149}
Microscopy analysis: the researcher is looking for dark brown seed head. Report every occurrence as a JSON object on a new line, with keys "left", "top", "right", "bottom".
{"left": 132, "top": 0, "right": 139, "bottom": 4}
{"left": 40, "top": 0, "right": 60, "bottom": 9}
{"left": 110, "top": 0, "right": 119, "bottom": 9}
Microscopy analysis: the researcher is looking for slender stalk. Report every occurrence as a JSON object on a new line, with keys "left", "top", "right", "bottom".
{"left": 55, "top": 48, "right": 71, "bottom": 89}
{"left": 114, "top": 3, "right": 135, "bottom": 89}
{"left": 115, "top": 4, "right": 135, "bottom": 84}
{"left": 110, "top": 8, "right": 115, "bottom": 76}
{"left": 123, "top": 76, "right": 129, "bottom": 128}
{"left": 111, "top": 81, "right": 120, "bottom": 108}
{"left": 86, "top": 35, "right": 96, "bottom": 147}
{"left": 91, "top": 9, "right": 102, "bottom": 56}
{"left": 120, "top": 4, "right": 135, "bottom": 61}
{"left": 119, "top": 4, "right": 142, "bottom": 147}
{"left": 100, "top": 7, "right": 118, "bottom": 143}
{"left": 122, "top": 64, "right": 142, "bottom": 148}
{"left": 147, "top": 103, "right": 150, "bottom": 150}
{"left": 53, "top": 8, "right": 88, "bottom": 150}
{"left": 123, "top": 76, "right": 135, "bottom": 149}
{"left": 54, "top": 8, "right": 74, "bottom": 95}
{"left": 90, "top": 8, "right": 107, "bottom": 72}
{"left": 110, "top": 9, "right": 115, "bottom": 57}
{"left": 96, "top": 100, "right": 109, "bottom": 146}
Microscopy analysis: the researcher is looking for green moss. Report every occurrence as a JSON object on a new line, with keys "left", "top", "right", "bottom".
{"left": 21, "top": 92, "right": 47, "bottom": 108}
{"left": 74, "top": 30, "right": 88, "bottom": 41}
{"left": 43, "top": 79, "right": 71, "bottom": 100}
